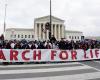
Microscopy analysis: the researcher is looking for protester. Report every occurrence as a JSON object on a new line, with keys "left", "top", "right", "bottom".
{"left": 14, "top": 41, "right": 21, "bottom": 49}
{"left": 45, "top": 41, "right": 52, "bottom": 49}
{"left": 50, "top": 35, "right": 56, "bottom": 43}
{"left": 0, "top": 33, "right": 100, "bottom": 50}
{"left": 0, "top": 39, "right": 99, "bottom": 50}
{"left": 37, "top": 42, "right": 45, "bottom": 49}
{"left": 58, "top": 38, "right": 66, "bottom": 50}
{"left": 31, "top": 42, "right": 37, "bottom": 49}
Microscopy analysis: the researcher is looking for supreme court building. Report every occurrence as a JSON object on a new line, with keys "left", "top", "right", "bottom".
{"left": 34, "top": 15, "right": 65, "bottom": 41}
{"left": 5, "top": 15, "right": 84, "bottom": 41}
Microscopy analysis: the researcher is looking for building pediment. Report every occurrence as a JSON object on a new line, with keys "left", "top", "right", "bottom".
{"left": 34, "top": 15, "right": 64, "bottom": 23}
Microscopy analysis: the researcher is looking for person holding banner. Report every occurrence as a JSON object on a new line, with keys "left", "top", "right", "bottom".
{"left": 58, "top": 38, "right": 66, "bottom": 50}
{"left": 45, "top": 41, "right": 52, "bottom": 49}
{"left": 31, "top": 42, "right": 37, "bottom": 49}
{"left": 37, "top": 42, "right": 45, "bottom": 49}
{"left": 14, "top": 42, "right": 21, "bottom": 49}
{"left": 6, "top": 42, "right": 11, "bottom": 49}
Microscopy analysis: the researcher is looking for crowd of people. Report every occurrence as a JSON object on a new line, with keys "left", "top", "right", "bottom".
{"left": 0, "top": 35, "right": 100, "bottom": 50}
{"left": 0, "top": 34, "right": 100, "bottom": 65}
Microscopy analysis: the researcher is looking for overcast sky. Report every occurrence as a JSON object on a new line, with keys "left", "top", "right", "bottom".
{"left": 0, "top": 0, "right": 100, "bottom": 36}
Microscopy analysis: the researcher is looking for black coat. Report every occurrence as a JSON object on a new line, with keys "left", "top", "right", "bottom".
{"left": 58, "top": 41, "right": 66, "bottom": 50}
{"left": 6, "top": 43, "right": 11, "bottom": 49}
{"left": 22, "top": 44, "right": 30, "bottom": 49}
{"left": 37, "top": 44, "right": 45, "bottom": 49}
{"left": 31, "top": 45, "right": 36, "bottom": 49}
{"left": 50, "top": 37, "right": 56, "bottom": 43}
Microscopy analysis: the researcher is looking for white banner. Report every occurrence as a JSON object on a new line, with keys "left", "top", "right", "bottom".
{"left": 0, "top": 49, "right": 100, "bottom": 62}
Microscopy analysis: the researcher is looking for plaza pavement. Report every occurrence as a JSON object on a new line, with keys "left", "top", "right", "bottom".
{"left": 0, "top": 61, "right": 100, "bottom": 80}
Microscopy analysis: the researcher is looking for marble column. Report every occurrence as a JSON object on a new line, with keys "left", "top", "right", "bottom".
{"left": 60, "top": 25, "right": 62, "bottom": 38}
{"left": 54, "top": 24, "right": 57, "bottom": 39}
{"left": 62, "top": 25, "right": 64, "bottom": 38}
{"left": 39, "top": 23, "right": 41, "bottom": 40}
{"left": 43, "top": 23, "right": 45, "bottom": 40}
{"left": 37, "top": 24, "right": 39, "bottom": 40}
{"left": 34, "top": 23, "right": 37, "bottom": 40}
{"left": 47, "top": 30, "right": 49, "bottom": 40}
{"left": 51, "top": 24, "right": 53, "bottom": 35}
{"left": 58, "top": 24, "right": 61, "bottom": 40}
{"left": 41, "top": 24, "right": 43, "bottom": 40}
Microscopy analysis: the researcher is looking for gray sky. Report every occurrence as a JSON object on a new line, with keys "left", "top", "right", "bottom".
{"left": 0, "top": 0, "right": 100, "bottom": 36}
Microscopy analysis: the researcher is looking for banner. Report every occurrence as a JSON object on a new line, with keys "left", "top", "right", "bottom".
{"left": 0, "top": 49, "right": 100, "bottom": 62}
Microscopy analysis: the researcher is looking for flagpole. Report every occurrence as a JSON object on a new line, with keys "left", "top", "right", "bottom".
{"left": 4, "top": 0, "right": 7, "bottom": 33}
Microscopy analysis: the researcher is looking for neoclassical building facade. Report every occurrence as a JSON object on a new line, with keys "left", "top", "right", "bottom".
{"left": 5, "top": 15, "right": 84, "bottom": 41}
{"left": 34, "top": 16, "right": 65, "bottom": 40}
{"left": 5, "top": 28, "right": 34, "bottom": 41}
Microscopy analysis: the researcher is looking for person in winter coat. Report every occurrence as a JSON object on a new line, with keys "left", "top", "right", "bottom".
{"left": 58, "top": 38, "right": 66, "bottom": 50}
{"left": 31, "top": 42, "right": 36, "bottom": 49}
{"left": 6, "top": 42, "right": 11, "bottom": 49}
{"left": 21, "top": 43, "right": 30, "bottom": 49}
{"left": 14, "top": 42, "right": 21, "bottom": 49}
{"left": 50, "top": 35, "right": 56, "bottom": 43}
{"left": 37, "top": 42, "right": 45, "bottom": 49}
{"left": 45, "top": 42, "right": 52, "bottom": 49}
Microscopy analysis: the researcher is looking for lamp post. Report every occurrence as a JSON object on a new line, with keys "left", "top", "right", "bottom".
{"left": 49, "top": 0, "right": 52, "bottom": 39}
